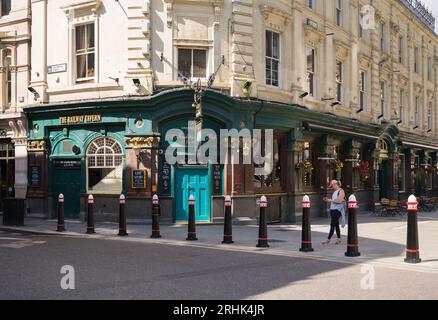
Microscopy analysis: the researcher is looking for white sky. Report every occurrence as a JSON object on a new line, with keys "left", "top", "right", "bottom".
{"left": 423, "top": 0, "right": 438, "bottom": 32}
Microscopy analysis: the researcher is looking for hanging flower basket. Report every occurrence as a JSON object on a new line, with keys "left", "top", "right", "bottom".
{"left": 359, "top": 161, "right": 370, "bottom": 183}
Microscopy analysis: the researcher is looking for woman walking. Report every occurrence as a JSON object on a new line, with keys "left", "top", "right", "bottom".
{"left": 322, "top": 180, "right": 346, "bottom": 245}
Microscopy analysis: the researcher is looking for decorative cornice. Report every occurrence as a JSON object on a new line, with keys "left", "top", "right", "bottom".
{"left": 335, "top": 40, "right": 350, "bottom": 60}
{"left": 260, "top": 5, "right": 291, "bottom": 29}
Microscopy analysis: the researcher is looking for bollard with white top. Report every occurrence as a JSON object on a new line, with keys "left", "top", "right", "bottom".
{"left": 186, "top": 195, "right": 198, "bottom": 241}
{"left": 86, "top": 194, "right": 95, "bottom": 234}
{"left": 118, "top": 194, "right": 128, "bottom": 236}
{"left": 222, "top": 195, "right": 234, "bottom": 244}
{"left": 151, "top": 194, "right": 162, "bottom": 238}
{"left": 300, "top": 195, "right": 314, "bottom": 252}
{"left": 56, "top": 194, "right": 66, "bottom": 232}
{"left": 345, "top": 194, "right": 360, "bottom": 257}
{"left": 405, "top": 195, "right": 421, "bottom": 264}
{"left": 256, "top": 196, "right": 269, "bottom": 248}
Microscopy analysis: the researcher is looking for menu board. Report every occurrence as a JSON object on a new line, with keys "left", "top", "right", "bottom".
{"left": 132, "top": 170, "right": 147, "bottom": 189}
{"left": 213, "top": 164, "right": 222, "bottom": 194}
{"left": 161, "top": 161, "right": 171, "bottom": 195}
{"left": 30, "top": 166, "right": 41, "bottom": 188}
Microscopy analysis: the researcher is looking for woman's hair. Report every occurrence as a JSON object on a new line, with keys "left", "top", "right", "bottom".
{"left": 332, "top": 180, "right": 342, "bottom": 187}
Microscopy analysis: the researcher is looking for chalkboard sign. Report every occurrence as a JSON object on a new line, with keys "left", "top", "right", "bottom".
{"left": 30, "top": 166, "right": 41, "bottom": 188}
{"left": 161, "top": 161, "right": 171, "bottom": 195}
{"left": 132, "top": 170, "right": 147, "bottom": 189}
{"left": 213, "top": 164, "right": 222, "bottom": 194}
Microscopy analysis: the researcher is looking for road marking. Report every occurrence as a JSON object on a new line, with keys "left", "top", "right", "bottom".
{"left": 0, "top": 237, "right": 46, "bottom": 249}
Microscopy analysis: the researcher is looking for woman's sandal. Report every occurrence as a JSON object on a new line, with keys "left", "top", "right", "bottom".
{"left": 335, "top": 239, "right": 342, "bottom": 245}
{"left": 322, "top": 239, "right": 331, "bottom": 245}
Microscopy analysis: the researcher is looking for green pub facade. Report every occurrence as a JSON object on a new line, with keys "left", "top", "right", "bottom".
{"left": 25, "top": 89, "right": 438, "bottom": 223}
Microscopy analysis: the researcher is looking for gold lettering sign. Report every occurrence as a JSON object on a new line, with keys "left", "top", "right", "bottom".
{"left": 59, "top": 115, "right": 102, "bottom": 125}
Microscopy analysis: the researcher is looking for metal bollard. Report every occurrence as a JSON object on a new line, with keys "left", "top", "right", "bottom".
{"left": 151, "top": 194, "right": 162, "bottom": 238}
{"left": 222, "top": 195, "right": 234, "bottom": 244}
{"left": 186, "top": 195, "right": 198, "bottom": 241}
{"left": 405, "top": 195, "right": 421, "bottom": 264}
{"left": 86, "top": 194, "right": 95, "bottom": 234}
{"left": 118, "top": 194, "right": 128, "bottom": 236}
{"left": 300, "top": 195, "right": 313, "bottom": 252}
{"left": 345, "top": 194, "right": 361, "bottom": 257}
{"left": 56, "top": 194, "right": 66, "bottom": 232}
{"left": 256, "top": 196, "right": 269, "bottom": 248}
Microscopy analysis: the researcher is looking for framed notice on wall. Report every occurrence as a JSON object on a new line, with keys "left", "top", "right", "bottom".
{"left": 30, "top": 165, "right": 41, "bottom": 188}
{"left": 132, "top": 170, "right": 147, "bottom": 189}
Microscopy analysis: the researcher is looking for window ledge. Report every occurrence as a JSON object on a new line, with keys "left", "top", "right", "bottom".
{"left": 47, "top": 82, "right": 123, "bottom": 95}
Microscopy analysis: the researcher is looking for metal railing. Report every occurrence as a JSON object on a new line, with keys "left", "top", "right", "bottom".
{"left": 400, "top": 0, "right": 435, "bottom": 31}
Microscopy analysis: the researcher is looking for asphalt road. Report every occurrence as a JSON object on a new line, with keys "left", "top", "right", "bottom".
{"left": 1, "top": 230, "right": 438, "bottom": 300}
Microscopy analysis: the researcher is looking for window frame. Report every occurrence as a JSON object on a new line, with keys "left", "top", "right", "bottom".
{"left": 336, "top": 60, "right": 343, "bottom": 103}
{"left": 74, "top": 22, "right": 96, "bottom": 84}
{"left": 177, "top": 47, "right": 208, "bottom": 80}
{"left": 336, "top": 0, "right": 342, "bottom": 27}
{"left": 306, "top": 47, "right": 316, "bottom": 97}
{"left": 3, "top": 49, "right": 12, "bottom": 110}
{"left": 415, "top": 96, "right": 420, "bottom": 127}
{"left": 399, "top": 89, "right": 404, "bottom": 124}
{"left": 414, "top": 47, "right": 420, "bottom": 73}
{"left": 306, "top": 0, "right": 315, "bottom": 10}
{"left": 380, "top": 81, "right": 385, "bottom": 117}
{"left": 428, "top": 57, "right": 433, "bottom": 81}
{"left": 265, "top": 30, "right": 281, "bottom": 87}
{"left": 399, "top": 36, "right": 404, "bottom": 64}
{"left": 0, "top": 0, "right": 11, "bottom": 17}
{"left": 359, "top": 70, "right": 366, "bottom": 111}
{"left": 427, "top": 102, "right": 433, "bottom": 131}
{"left": 380, "top": 22, "right": 386, "bottom": 52}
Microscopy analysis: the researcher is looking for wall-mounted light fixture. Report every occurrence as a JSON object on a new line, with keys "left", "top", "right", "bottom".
{"left": 133, "top": 79, "right": 141, "bottom": 87}
{"left": 28, "top": 87, "right": 40, "bottom": 101}
{"left": 299, "top": 92, "right": 309, "bottom": 99}
{"left": 331, "top": 101, "right": 340, "bottom": 107}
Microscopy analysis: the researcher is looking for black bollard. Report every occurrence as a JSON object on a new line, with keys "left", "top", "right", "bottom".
{"left": 56, "top": 194, "right": 66, "bottom": 232}
{"left": 300, "top": 195, "right": 314, "bottom": 252}
{"left": 86, "top": 194, "right": 95, "bottom": 234}
{"left": 151, "top": 194, "right": 162, "bottom": 238}
{"left": 257, "top": 196, "right": 269, "bottom": 248}
{"left": 118, "top": 194, "right": 128, "bottom": 236}
{"left": 186, "top": 195, "right": 198, "bottom": 241}
{"left": 222, "top": 195, "right": 234, "bottom": 244}
{"left": 405, "top": 195, "right": 421, "bottom": 264}
{"left": 345, "top": 194, "right": 361, "bottom": 257}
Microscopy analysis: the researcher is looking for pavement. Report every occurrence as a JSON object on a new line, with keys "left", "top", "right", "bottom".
{"left": 1, "top": 211, "right": 438, "bottom": 274}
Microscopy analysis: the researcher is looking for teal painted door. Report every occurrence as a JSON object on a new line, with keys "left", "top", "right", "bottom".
{"left": 175, "top": 168, "right": 210, "bottom": 222}
{"left": 53, "top": 167, "right": 82, "bottom": 219}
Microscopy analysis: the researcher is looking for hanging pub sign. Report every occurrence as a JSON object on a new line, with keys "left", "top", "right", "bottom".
{"left": 30, "top": 165, "right": 41, "bottom": 188}
{"left": 213, "top": 164, "right": 222, "bottom": 195}
{"left": 161, "top": 161, "right": 171, "bottom": 195}
{"left": 132, "top": 170, "right": 147, "bottom": 189}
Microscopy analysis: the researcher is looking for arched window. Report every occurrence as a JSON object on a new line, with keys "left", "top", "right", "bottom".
{"left": 3, "top": 49, "right": 11, "bottom": 110}
{"left": 87, "top": 137, "right": 123, "bottom": 194}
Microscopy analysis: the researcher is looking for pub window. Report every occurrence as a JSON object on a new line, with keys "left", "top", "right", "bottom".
{"left": 306, "top": 47, "right": 316, "bottom": 97}
{"left": 254, "top": 134, "right": 284, "bottom": 191}
{"left": 178, "top": 48, "right": 207, "bottom": 79}
{"left": 398, "top": 154, "right": 406, "bottom": 192}
{"left": 3, "top": 49, "right": 11, "bottom": 109}
{"left": 75, "top": 23, "right": 95, "bottom": 83}
{"left": 266, "top": 30, "right": 280, "bottom": 87}
{"left": 336, "top": 61, "right": 343, "bottom": 103}
{"left": 1, "top": 0, "right": 11, "bottom": 17}
{"left": 87, "top": 137, "right": 123, "bottom": 194}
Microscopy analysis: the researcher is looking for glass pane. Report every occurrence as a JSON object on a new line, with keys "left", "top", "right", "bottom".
{"left": 76, "top": 25, "right": 86, "bottom": 51}
{"left": 77, "top": 54, "right": 87, "bottom": 79}
{"left": 193, "top": 50, "right": 206, "bottom": 78}
{"left": 266, "top": 31, "right": 272, "bottom": 57}
{"left": 178, "top": 49, "right": 192, "bottom": 78}
{"left": 307, "top": 48, "right": 314, "bottom": 72}
{"left": 87, "top": 53, "right": 95, "bottom": 77}
{"left": 87, "top": 24, "right": 95, "bottom": 50}
{"left": 272, "top": 33, "right": 280, "bottom": 59}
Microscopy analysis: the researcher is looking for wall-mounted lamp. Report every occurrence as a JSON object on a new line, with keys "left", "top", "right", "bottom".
{"left": 160, "top": 52, "right": 164, "bottom": 62}
{"left": 326, "top": 33, "right": 335, "bottom": 36}
{"left": 331, "top": 101, "right": 340, "bottom": 107}
{"left": 413, "top": 125, "right": 419, "bottom": 130}
{"left": 397, "top": 120, "right": 403, "bottom": 125}
{"left": 299, "top": 92, "right": 309, "bottom": 99}
{"left": 356, "top": 108, "right": 364, "bottom": 114}
{"left": 427, "top": 129, "right": 432, "bottom": 133}
{"left": 109, "top": 77, "right": 120, "bottom": 84}
{"left": 321, "top": 97, "right": 335, "bottom": 101}
{"left": 378, "top": 114, "right": 384, "bottom": 119}
{"left": 28, "top": 87, "right": 40, "bottom": 101}
{"left": 133, "top": 79, "right": 141, "bottom": 87}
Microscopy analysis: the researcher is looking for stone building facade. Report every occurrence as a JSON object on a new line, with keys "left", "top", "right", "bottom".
{"left": 24, "top": 0, "right": 438, "bottom": 223}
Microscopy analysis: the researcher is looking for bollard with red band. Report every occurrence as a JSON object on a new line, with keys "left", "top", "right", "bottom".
{"left": 257, "top": 196, "right": 269, "bottom": 248}
{"left": 300, "top": 195, "right": 314, "bottom": 252}
{"left": 222, "top": 195, "right": 234, "bottom": 244}
{"left": 405, "top": 195, "right": 421, "bottom": 264}
{"left": 151, "top": 194, "right": 162, "bottom": 238}
{"left": 118, "top": 194, "right": 128, "bottom": 236}
{"left": 86, "top": 194, "right": 95, "bottom": 234}
{"left": 186, "top": 195, "right": 198, "bottom": 241}
{"left": 56, "top": 194, "right": 66, "bottom": 232}
{"left": 345, "top": 194, "right": 361, "bottom": 257}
